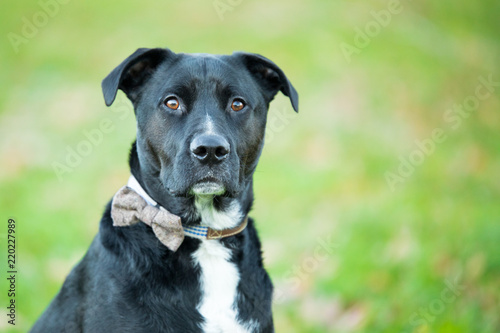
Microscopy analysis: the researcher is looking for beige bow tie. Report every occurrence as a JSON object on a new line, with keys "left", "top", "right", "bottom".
{"left": 111, "top": 186, "right": 184, "bottom": 251}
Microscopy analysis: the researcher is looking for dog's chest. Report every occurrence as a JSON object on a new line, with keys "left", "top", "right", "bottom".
{"left": 192, "top": 240, "right": 257, "bottom": 333}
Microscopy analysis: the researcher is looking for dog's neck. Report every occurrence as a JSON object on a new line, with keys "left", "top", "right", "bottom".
{"left": 128, "top": 142, "right": 254, "bottom": 229}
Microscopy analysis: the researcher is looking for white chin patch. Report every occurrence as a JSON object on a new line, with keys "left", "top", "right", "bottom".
{"left": 191, "top": 182, "right": 225, "bottom": 196}
{"left": 194, "top": 196, "right": 243, "bottom": 230}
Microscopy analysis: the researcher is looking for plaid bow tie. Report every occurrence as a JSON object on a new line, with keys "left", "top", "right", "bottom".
{"left": 111, "top": 186, "right": 184, "bottom": 251}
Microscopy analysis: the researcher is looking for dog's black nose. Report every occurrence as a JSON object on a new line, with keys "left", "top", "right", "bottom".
{"left": 190, "top": 134, "right": 230, "bottom": 164}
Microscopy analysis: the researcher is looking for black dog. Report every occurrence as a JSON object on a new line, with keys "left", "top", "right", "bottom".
{"left": 31, "top": 48, "right": 298, "bottom": 333}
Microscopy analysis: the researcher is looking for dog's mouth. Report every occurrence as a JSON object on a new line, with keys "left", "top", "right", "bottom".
{"left": 189, "top": 177, "right": 226, "bottom": 196}
{"left": 165, "top": 155, "right": 242, "bottom": 198}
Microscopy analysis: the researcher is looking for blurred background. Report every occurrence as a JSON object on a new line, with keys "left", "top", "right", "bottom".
{"left": 1, "top": 0, "right": 499, "bottom": 332}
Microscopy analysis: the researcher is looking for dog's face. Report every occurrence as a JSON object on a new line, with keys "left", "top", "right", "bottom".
{"left": 102, "top": 48, "right": 298, "bottom": 199}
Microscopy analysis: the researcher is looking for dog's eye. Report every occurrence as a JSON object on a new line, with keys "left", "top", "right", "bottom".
{"left": 231, "top": 99, "right": 245, "bottom": 112}
{"left": 164, "top": 97, "right": 180, "bottom": 110}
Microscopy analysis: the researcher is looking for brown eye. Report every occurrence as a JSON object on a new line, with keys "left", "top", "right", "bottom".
{"left": 164, "top": 97, "right": 179, "bottom": 110}
{"left": 231, "top": 99, "right": 245, "bottom": 111}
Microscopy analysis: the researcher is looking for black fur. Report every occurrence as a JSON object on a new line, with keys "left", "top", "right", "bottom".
{"left": 31, "top": 48, "right": 298, "bottom": 333}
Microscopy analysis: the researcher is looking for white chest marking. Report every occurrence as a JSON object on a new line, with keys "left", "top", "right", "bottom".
{"left": 192, "top": 240, "right": 257, "bottom": 333}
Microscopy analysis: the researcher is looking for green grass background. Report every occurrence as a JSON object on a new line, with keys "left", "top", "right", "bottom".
{"left": 1, "top": 0, "right": 499, "bottom": 332}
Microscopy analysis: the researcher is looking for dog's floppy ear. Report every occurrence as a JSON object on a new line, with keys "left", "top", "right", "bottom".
{"left": 234, "top": 52, "right": 298, "bottom": 112}
{"left": 102, "top": 48, "right": 173, "bottom": 106}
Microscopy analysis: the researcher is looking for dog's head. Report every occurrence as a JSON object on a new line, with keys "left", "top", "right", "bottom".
{"left": 102, "top": 48, "right": 298, "bottom": 201}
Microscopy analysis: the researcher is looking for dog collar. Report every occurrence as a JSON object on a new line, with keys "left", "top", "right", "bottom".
{"left": 124, "top": 175, "right": 248, "bottom": 241}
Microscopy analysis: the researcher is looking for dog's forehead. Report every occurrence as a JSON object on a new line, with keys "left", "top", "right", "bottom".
{"left": 166, "top": 53, "right": 243, "bottom": 80}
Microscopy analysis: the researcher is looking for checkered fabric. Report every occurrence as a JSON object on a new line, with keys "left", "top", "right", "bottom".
{"left": 183, "top": 225, "right": 209, "bottom": 239}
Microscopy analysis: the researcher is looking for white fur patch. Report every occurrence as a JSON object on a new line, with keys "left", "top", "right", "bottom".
{"left": 205, "top": 114, "right": 216, "bottom": 135}
{"left": 195, "top": 197, "right": 243, "bottom": 230}
{"left": 191, "top": 182, "right": 225, "bottom": 196}
{"left": 193, "top": 240, "right": 257, "bottom": 333}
